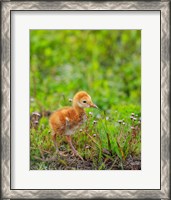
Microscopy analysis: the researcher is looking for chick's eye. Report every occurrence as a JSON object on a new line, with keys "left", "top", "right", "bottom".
{"left": 82, "top": 100, "right": 87, "bottom": 103}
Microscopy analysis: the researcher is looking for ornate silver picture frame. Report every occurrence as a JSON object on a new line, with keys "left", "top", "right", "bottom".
{"left": 1, "top": 1, "right": 170, "bottom": 199}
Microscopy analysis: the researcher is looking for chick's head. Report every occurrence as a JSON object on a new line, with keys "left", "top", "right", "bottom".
{"left": 73, "top": 91, "right": 98, "bottom": 109}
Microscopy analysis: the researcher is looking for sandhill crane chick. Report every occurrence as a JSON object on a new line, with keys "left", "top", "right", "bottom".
{"left": 49, "top": 91, "right": 98, "bottom": 160}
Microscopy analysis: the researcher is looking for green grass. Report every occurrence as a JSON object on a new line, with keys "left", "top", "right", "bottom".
{"left": 30, "top": 104, "right": 141, "bottom": 170}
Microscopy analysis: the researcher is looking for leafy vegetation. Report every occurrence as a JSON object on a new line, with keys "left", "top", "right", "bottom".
{"left": 30, "top": 30, "right": 141, "bottom": 170}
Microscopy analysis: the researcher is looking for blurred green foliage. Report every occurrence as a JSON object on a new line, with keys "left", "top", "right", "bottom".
{"left": 30, "top": 30, "right": 141, "bottom": 169}
{"left": 30, "top": 30, "right": 141, "bottom": 112}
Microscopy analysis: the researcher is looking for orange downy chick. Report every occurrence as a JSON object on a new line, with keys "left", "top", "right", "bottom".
{"left": 49, "top": 91, "right": 97, "bottom": 160}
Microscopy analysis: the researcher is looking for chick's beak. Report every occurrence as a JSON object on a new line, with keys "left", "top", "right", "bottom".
{"left": 90, "top": 103, "right": 98, "bottom": 108}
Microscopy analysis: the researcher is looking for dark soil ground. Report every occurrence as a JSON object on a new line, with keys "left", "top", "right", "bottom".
{"left": 31, "top": 152, "right": 141, "bottom": 170}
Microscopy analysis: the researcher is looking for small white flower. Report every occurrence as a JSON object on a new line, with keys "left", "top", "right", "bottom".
{"left": 130, "top": 116, "right": 134, "bottom": 120}
{"left": 93, "top": 120, "right": 97, "bottom": 125}
{"left": 89, "top": 112, "right": 93, "bottom": 116}
{"left": 32, "top": 112, "right": 41, "bottom": 117}
{"left": 68, "top": 98, "right": 72, "bottom": 102}
{"left": 106, "top": 116, "right": 109, "bottom": 121}
{"left": 34, "top": 120, "right": 39, "bottom": 125}
{"left": 30, "top": 97, "right": 34, "bottom": 102}
{"left": 85, "top": 145, "right": 90, "bottom": 149}
{"left": 118, "top": 120, "right": 123, "bottom": 124}
{"left": 79, "top": 128, "right": 83, "bottom": 132}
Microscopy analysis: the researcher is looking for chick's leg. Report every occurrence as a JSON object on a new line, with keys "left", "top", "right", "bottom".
{"left": 66, "top": 135, "right": 83, "bottom": 160}
{"left": 52, "top": 132, "right": 59, "bottom": 152}
{"left": 52, "top": 132, "right": 67, "bottom": 157}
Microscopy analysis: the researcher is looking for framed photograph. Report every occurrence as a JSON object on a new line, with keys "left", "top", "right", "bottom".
{"left": 1, "top": 1, "right": 170, "bottom": 199}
